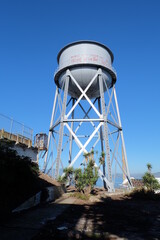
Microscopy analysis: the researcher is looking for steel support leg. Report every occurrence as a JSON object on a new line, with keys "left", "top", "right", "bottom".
{"left": 98, "top": 97, "right": 107, "bottom": 189}
{"left": 68, "top": 98, "right": 75, "bottom": 164}
{"left": 55, "top": 72, "right": 69, "bottom": 179}
{"left": 99, "top": 69, "right": 114, "bottom": 192}
{"left": 113, "top": 86, "right": 132, "bottom": 187}
{"left": 43, "top": 87, "right": 58, "bottom": 171}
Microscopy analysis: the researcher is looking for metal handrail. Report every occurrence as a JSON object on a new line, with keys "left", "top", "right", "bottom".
{"left": 0, "top": 113, "right": 33, "bottom": 142}
{"left": 54, "top": 65, "right": 117, "bottom": 78}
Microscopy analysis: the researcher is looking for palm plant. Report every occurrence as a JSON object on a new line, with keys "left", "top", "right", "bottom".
{"left": 83, "top": 152, "right": 89, "bottom": 163}
{"left": 147, "top": 163, "right": 152, "bottom": 173}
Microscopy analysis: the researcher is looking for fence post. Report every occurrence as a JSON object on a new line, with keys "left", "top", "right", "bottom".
{"left": 10, "top": 118, "right": 13, "bottom": 134}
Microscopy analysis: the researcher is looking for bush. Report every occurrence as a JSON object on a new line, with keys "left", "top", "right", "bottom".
{"left": 60, "top": 151, "right": 99, "bottom": 194}
{"left": 143, "top": 172, "right": 160, "bottom": 190}
{"left": 74, "top": 168, "right": 86, "bottom": 192}
{"left": 127, "top": 188, "right": 160, "bottom": 200}
{"left": 142, "top": 163, "right": 160, "bottom": 190}
{"left": 57, "top": 175, "right": 67, "bottom": 184}
{"left": 74, "top": 160, "right": 98, "bottom": 194}
{"left": 0, "top": 143, "right": 40, "bottom": 215}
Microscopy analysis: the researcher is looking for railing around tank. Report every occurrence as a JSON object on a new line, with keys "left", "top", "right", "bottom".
{"left": 54, "top": 63, "right": 117, "bottom": 79}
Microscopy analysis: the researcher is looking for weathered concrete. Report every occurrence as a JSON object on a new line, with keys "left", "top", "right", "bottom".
{"left": 12, "top": 185, "right": 66, "bottom": 213}
{"left": 0, "top": 196, "right": 76, "bottom": 240}
{"left": 0, "top": 138, "right": 37, "bottom": 161}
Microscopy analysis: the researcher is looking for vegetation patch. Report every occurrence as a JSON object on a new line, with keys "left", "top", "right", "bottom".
{"left": 142, "top": 163, "right": 160, "bottom": 190}
{"left": 0, "top": 143, "right": 54, "bottom": 220}
{"left": 69, "top": 192, "right": 90, "bottom": 201}
{"left": 126, "top": 188, "right": 160, "bottom": 200}
{"left": 126, "top": 163, "right": 160, "bottom": 200}
{"left": 57, "top": 150, "right": 105, "bottom": 195}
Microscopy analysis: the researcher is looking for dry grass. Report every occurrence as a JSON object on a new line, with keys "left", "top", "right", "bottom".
{"left": 69, "top": 192, "right": 90, "bottom": 201}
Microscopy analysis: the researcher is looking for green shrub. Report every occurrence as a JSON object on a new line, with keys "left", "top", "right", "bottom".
{"left": 57, "top": 175, "right": 67, "bottom": 184}
{"left": 143, "top": 172, "right": 160, "bottom": 190}
{"left": 127, "top": 188, "right": 160, "bottom": 200}
{"left": 74, "top": 168, "right": 86, "bottom": 192}
{"left": 142, "top": 163, "right": 160, "bottom": 190}
{"left": 60, "top": 151, "right": 99, "bottom": 194}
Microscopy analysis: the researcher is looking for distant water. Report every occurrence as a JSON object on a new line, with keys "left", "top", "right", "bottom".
{"left": 96, "top": 176, "right": 123, "bottom": 189}
{"left": 96, "top": 174, "right": 143, "bottom": 188}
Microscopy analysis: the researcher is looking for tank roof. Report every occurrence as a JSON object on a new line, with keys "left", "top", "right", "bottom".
{"left": 57, "top": 40, "right": 114, "bottom": 63}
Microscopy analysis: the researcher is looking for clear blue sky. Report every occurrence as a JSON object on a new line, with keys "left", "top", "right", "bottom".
{"left": 0, "top": 0, "right": 160, "bottom": 174}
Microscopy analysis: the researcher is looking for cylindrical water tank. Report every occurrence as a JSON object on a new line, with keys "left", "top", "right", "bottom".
{"left": 54, "top": 41, "right": 116, "bottom": 99}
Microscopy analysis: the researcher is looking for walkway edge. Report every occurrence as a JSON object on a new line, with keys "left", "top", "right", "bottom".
{"left": 12, "top": 185, "right": 66, "bottom": 213}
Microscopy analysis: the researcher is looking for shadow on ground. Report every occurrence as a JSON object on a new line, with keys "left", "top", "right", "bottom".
{"left": 32, "top": 192, "right": 160, "bottom": 240}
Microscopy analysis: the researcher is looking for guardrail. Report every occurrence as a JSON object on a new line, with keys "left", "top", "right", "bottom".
{"left": 0, "top": 113, "right": 33, "bottom": 143}
{"left": 54, "top": 65, "right": 117, "bottom": 79}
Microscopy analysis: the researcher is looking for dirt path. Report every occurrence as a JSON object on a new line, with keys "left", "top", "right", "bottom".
{"left": 32, "top": 191, "right": 160, "bottom": 240}
{"left": 1, "top": 190, "right": 160, "bottom": 240}
{"left": 0, "top": 195, "right": 76, "bottom": 240}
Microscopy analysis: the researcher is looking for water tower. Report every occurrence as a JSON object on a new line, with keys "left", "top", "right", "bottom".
{"left": 44, "top": 41, "right": 132, "bottom": 192}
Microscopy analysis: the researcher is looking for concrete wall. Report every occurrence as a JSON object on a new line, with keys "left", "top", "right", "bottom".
{"left": 0, "top": 138, "right": 38, "bottom": 162}
{"left": 12, "top": 185, "right": 66, "bottom": 213}
{"left": 12, "top": 144, "right": 38, "bottom": 162}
